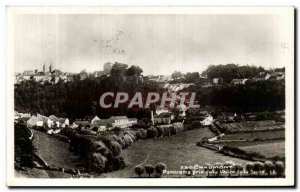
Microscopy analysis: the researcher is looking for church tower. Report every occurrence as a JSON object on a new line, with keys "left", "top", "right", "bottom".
{"left": 43, "top": 62, "right": 46, "bottom": 72}
{"left": 49, "top": 61, "right": 53, "bottom": 72}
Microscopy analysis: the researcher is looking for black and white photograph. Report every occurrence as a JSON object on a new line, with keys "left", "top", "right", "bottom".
{"left": 6, "top": 6, "right": 295, "bottom": 187}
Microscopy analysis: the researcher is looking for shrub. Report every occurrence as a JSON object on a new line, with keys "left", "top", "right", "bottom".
{"left": 253, "top": 161, "right": 265, "bottom": 175}
{"left": 138, "top": 129, "right": 147, "bottom": 139}
{"left": 156, "top": 127, "right": 165, "bottom": 137}
{"left": 147, "top": 127, "right": 158, "bottom": 138}
{"left": 214, "top": 162, "right": 223, "bottom": 176}
{"left": 124, "top": 134, "right": 134, "bottom": 146}
{"left": 114, "top": 135, "right": 126, "bottom": 149}
{"left": 109, "top": 141, "right": 122, "bottom": 156}
{"left": 125, "top": 131, "right": 137, "bottom": 141}
{"left": 112, "top": 155, "right": 126, "bottom": 170}
{"left": 170, "top": 126, "right": 177, "bottom": 135}
{"left": 134, "top": 165, "right": 145, "bottom": 177}
{"left": 155, "top": 162, "right": 167, "bottom": 177}
{"left": 274, "top": 161, "right": 285, "bottom": 177}
{"left": 246, "top": 162, "right": 254, "bottom": 175}
{"left": 135, "top": 130, "right": 143, "bottom": 140}
{"left": 264, "top": 161, "right": 275, "bottom": 176}
{"left": 144, "top": 164, "right": 155, "bottom": 177}
{"left": 233, "top": 163, "right": 244, "bottom": 176}
{"left": 91, "top": 140, "right": 109, "bottom": 156}
{"left": 196, "top": 140, "right": 204, "bottom": 146}
{"left": 163, "top": 127, "right": 171, "bottom": 136}
{"left": 91, "top": 153, "right": 107, "bottom": 173}
{"left": 204, "top": 163, "right": 212, "bottom": 177}
{"left": 224, "top": 160, "right": 235, "bottom": 177}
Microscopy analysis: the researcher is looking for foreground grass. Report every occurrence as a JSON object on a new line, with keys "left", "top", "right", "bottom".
{"left": 240, "top": 141, "right": 285, "bottom": 158}
{"left": 31, "top": 129, "right": 81, "bottom": 170}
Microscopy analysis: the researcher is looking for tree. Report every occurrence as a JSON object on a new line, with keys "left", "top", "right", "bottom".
{"left": 224, "top": 160, "right": 235, "bottom": 177}
{"left": 146, "top": 127, "right": 158, "bottom": 138}
{"left": 126, "top": 65, "right": 143, "bottom": 76}
{"left": 14, "top": 122, "right": 36, "bottom": 170}
{"left": 185, "top": 72, "right": 200, "bottom": 83}
{"left": 253, "top": 161, "right": 264, "bottom": 176}
{"left": 214, "top": 162, "right": 223, "bottom": 177}
{"left": 110, "top": 62, "right": 128, "bottom": 76}
{"left": 264, "top": 161, "right": 275, "bottom": 176}
{"left": 233, "top": 163, "right": 244, "bottom": 177}
{"left": 92, "top": 153, "right": 107, "bottom": 173}
{"left": 144, "top": 164, "right": 155, "bottom": 177}
{"left": 171, "top": 71, "right": 183, "bottom": 79}
{"left": 274, "top": 161, "right": 285, "bottom": 177}
{"left": 155, "top": 162, "right": 167, "bottom": 177}
{"left": 201, "top": 64, "right": 265, "bottom": 83}
{"left": 204, "top": 163, "right": 212, "bottom": 177}
{"left": 246, "top": 162, "right": 254, "bottom": 175}
{"left": 134, "top": 165, "right": 145, "bottom": 177}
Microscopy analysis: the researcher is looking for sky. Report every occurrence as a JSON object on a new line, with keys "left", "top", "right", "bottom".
{"left": 13, "top": 13, "right": 292, "bottom": 75}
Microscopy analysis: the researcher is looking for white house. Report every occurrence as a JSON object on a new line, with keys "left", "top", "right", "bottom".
{"left": 59, "top": 118, "right": 70, "bottom": 128}
{"left": 200, "top": 115, "right": 214, "bottom": 126}
{"left": 27, "top": 114, "right": 48, "bottom": 127}
{"left": 91, "top": 116, "right": 101, "bottom": 124}
{"left": 49, "top": 115, "right": 60, "bottom": 127}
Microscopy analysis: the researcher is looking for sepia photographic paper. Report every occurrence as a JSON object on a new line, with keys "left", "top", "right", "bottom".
{"left": 6, "top": 6, "right": 295, "bottom": 187}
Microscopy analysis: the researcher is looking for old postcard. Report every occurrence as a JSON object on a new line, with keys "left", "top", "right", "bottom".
{"left": 6, "top": 6, "right": 295, "bottom": 187}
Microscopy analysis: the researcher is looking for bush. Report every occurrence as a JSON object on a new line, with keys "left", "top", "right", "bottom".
{"left": 274, "top": 161, "right": 285, "bottom": 177}
{"left": 15, "top": 123, "right": 36, "bottom": 170}
{"left": 246, "top": 162, "right": 254, "bottom": 174}
{"left": 147, "top": 127, "right": 158, "bottom": 138}
{"left": 124, "top": 134, "right": 134, "bottom": 146}
{"left": 112, "top": 155, "right": 126, "bottom": 170}
{"left": 144, "top": 164, "right": 155, "bottom": 177}
{"left": 134, "top": 165, "right": 145, "bottom": 177}
{"left": 253, "top": 161, "right": 265, "bottom": 175}
{"left": 155, "top": 162, "right": 167, "bottom": 177}
{"left": 163, "top": 127, "right": 171, "bottom": 136}
{"left": 109, "top": 141, "right": 122, "bottom": 156}
{"left": 170, "top": 126, "right": 177, "bottom": 135}
{"left": 91, "top": 153, "right": 107, "bottom": 173}
{"left": 113, "top": 135, "right": 126, "bottom": 149}
{"left": 138, "top": 129, "right": 147, "bottom": 139}
{"left": 124, "top": 131, "right": 137, "bottom": 141}
{"left": 156, "top": 127, "right": 165, "bottom": 137}
{"left": 91, "top": 140, "right": 109, "bottom": 156}
{"left": 264, "top": 161, "right": 275, "bottom": 176}
{"left": 135, "top": 130, "right": 143, "bottom": 140}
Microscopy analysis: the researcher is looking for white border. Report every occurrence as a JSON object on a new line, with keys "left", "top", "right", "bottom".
{"left": 6, "top": 6, "right": 295, "bottom": 187}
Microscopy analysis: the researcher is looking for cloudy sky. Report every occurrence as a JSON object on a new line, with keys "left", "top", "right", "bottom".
{"left": 14, "top": 13, "right": 292, "bottom": 75}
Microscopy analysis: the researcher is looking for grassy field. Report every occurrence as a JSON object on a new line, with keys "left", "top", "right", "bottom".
{"left": 218, "top": 130, "right": 284, "bottom": 142}
{"left": 31, "top": 129, "right": 81, "bottom": 170}
{"left": 101, "top": 127, "right": 251, "bottom": 178}
{"left": 221, "top": 120, "right": 284, "bottom": 133}
{"left": 239, "top": 141, "right": 285, "bottom": 158}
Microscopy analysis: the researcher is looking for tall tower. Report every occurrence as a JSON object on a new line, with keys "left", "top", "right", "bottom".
{"left": 103, "top": 62, "right": 112, "bottom": 75}
{"left": 49, "top": 61, "right": 53, "bottom": 72}
{"left": 43, "top": 62, "right": 46, "bottom": 72}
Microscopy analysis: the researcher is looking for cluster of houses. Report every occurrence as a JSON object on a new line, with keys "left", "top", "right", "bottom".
{"left": 147, "top": 75, "right": 173, "bottom": 83}
{"left": 231, "top": 71, "right": 285, "bottom": 85}
{"left": 15, "top": 111, "right": 139, "bottom": 135}
{"left": 79, "top": 62, "right": 112, "bottom": 80}
{"left": 15, "top": 62, "right": 113, "bottom": 84}
{"left": 163, "top": 83, "right": 194, "bottom": 92}
{"left": 73, "top": 116, "right": 138, "bottom": 134}
{"left": 14, "top": 63, "right": 72, "bottom": 85}
{"left": 195, "top": 70, "right": 285, "bottom": 87}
